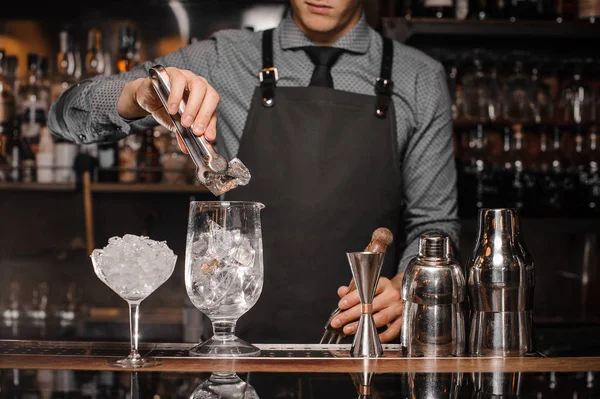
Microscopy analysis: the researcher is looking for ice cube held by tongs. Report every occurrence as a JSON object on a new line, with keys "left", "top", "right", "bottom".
{"left": 148, "top": 65, "right": 250, "bottom": 196}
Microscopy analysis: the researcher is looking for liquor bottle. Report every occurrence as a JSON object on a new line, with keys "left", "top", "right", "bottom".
{"left": 36, "top": 125, "right": 55, "bottom": 183}
{"left": 413, "top": 0, "right": 456, "bottom": 18}
{"left": 469, "top": 0, "right": 507, "bottom": 18}
{"left": 578, "top": 0, "right": 600, "bottom": 21}
{"left": 118, "top": 135, "right": 138, "bottom": 183}
{"left": 5, "top": 117, "right": 21, "bottom": 182}
{"left": 472, "top": 124, "right": 494, "bottom": 209}
{"left": 84, "top": 28, "right": 105, "bottom": 78}
{"left": 161, "top": 132, "right": 188, "bottom": 184}
{"left": 509, "top": 124, "right": 527, "bottom": 211}
{"left": 507, "top": 0, "right": 540, "bottom": 19}
{"left": 0, "top": 138, "right": 7, "bottom": 182}
{"left": 582, "top": 126, "right": 599, "bottom": 215}
{"left": 38, "top": 56, "right": 51, "bottom": 107}
{"left": 555, "top": 0, "right": 578, "bottom": 21}
{"left": 132, "top": 29, "right": 142, "bottom": 66}
{"left": 53, "top": 136, "right": 78, "bottom": 184}
{"left": 5, "top": 55, "right": 19, "bottom": 95}
{"left": 116, "top": 26, "right": 135, "bottom": 73}
{"left": 557, "top": 59, "right": 594, "bottom": 126}
{"left": 457, "top": 129, "right": 479, "bottom": 216}
{"left": 137, "top": 128, "right": 162, "bottom": 183}
{"left": 563, "top": 126, "right": 584, "bottom": 216}
{"left": 0, "top": 49, "right": 16, "bottom": 139}
{"left": 97, "top": 140, "right": 120, "bottom": 183}
{"left": 19, "top": 53, "right": 48, "bottom": 155}
{"left": 20, "top": 125, "right": 37, "bottom": 183}
{"left": 51, "top": 30, "right": 77, "bottom": 104}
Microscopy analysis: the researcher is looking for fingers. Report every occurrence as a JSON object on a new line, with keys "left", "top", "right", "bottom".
{"left": 379, "top": 318, "right": 402, "bottom": 343}
{"left": 165, "top": 67, "right": 187, "bottom": 115}
{"left": 375, "top": 277, "right": 390, "bottom": 295}
{"left": 332, "top": 276, "right": 402, "bottom": 334}
{"left": 338, "top": 290, "right": 360, "bottom": 310}
{"left": 330, "top": 304, "right": 361, "bottom": 330}
{"left": 176, "top": 134, "right": 188, "bottom": 154}
{"left": 192, "top": 85, "right": 220, "bottom": 137}
{"left": 179, "top": 72, "right": 208, "bottom": 129}
{"left": 337, "top": 285, "right": 349, "bottom": 299}
{"left": 373, "top": 301, "right": 403, "bottom": 328}
{"left": 372, "top": 282, "right": 401, "bottom": 312}
{"left": 204, "top": 113, "right": 218, "bottom": 142}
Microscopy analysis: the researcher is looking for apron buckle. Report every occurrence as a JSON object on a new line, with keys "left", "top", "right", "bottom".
{"left": 375, "top": 78, "right": 394, "bottom": 119}
{"left": 259, "top": 67, "right": 278, "bottom": 108}
{"left": 258, "top": 67, "right": 279, "bottom": 84}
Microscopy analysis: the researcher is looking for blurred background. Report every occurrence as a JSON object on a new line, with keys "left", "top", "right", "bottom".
{"left": 0, "top": 0, "right": 599, "bottom": 360}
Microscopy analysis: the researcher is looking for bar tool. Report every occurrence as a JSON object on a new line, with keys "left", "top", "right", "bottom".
{"left": 400, "top": 231, "right": 466, "bottom": 357}
{"left": 467, "top": 208, "right": 535, "bottom": 357}
{"left": 403, "top": 373, "right": 464, "bottom": 399}
{"left": 351, "top": 366, "right": 376, "bottom": 399}
{"left": 471, "top": 372, "right": 522, "bottom": 397}
{"left": 149, "top": 65, "right": 250, "bottom": 196}
{"left": 320, "top": 227, "right": 394, "bottom": 344}
{"left": 347, "top": 251, "right": 386, "bottom": 358}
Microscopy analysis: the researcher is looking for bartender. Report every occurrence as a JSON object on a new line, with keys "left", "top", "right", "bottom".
{"left": 48, "top": 0, "right": 460, "bottom": 344}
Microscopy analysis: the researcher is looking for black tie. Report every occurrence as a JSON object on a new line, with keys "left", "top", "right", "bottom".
{"left": 302, "top": 46, "right": 345, "bottom": 88}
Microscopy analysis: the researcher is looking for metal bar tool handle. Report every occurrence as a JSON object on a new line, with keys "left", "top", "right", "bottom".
{"left": 148, "top": 64, "right": 228, "bottom": 184}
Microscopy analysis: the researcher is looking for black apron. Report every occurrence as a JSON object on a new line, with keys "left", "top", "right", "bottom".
{"left": 225, "top": 30, "right": 403, "bottom": 344}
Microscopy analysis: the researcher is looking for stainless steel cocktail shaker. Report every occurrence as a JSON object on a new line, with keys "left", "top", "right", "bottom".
{"left": 467, "top": 208, "right": 535, "bottom": 357}
{"left": 400, "top": 231, "right": 466, "bottom": 357}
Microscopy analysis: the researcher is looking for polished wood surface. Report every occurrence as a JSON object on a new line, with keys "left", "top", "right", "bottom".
{"left": 1, "top": 340, "right": 599, "bottom": 373}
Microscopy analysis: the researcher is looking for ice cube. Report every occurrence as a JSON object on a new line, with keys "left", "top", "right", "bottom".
{"left": 192, "top": 233, "right": 210, "bottom": 257}
{"left": 230, "top": 240, "right": 255, "bottom": 267}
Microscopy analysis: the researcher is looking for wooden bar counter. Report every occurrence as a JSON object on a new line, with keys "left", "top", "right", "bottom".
{"left": 1, "top": 340, "right": 599, "bottom": 374}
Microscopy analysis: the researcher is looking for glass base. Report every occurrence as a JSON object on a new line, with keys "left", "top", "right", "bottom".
{"left": 189, "top": 336, "right": 261, "bottom": 357}
{"left": 106, "top": 356, "right": 162, "bottom": 369}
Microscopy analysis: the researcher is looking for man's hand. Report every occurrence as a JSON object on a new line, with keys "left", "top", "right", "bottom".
{"left": 116, "top": 67, "right": 220, "bottom": 153}
{"left": 331, "top": 273, "right": 404, "bottom": 343}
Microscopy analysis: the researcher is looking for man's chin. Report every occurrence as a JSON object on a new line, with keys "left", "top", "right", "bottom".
{"left": 300, "top": 18, "right": 339, "bottom": 37}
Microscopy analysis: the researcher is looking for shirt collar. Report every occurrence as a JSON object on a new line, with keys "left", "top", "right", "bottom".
{"left": 278, "top": 12, "right": 370, "bottom": 54}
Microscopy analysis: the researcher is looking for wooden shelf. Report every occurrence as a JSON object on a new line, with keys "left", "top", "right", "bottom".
{"left": 382, "top": 17, "right": 600, "bottom": 43}
{"left": 0, "top": 182, "right": 213, "bottom": 194}
{"left": 90, "top": 182, "right": 212, "bottom": 194}
{"left": 0, "top": 182, "right": 77, "bottom": 192}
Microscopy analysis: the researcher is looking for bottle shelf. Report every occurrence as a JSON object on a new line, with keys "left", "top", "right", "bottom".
{"left": 0, "top": 182, "right": 213, "bottom": 194}
{"left": 0, "top": 182, "right": 77, "bottom": 191}
{"left": 90, "top": 182, "right": 211, "bottom": 194}
{"left": 382, "top": 17, "right": 600, "bottom": 43}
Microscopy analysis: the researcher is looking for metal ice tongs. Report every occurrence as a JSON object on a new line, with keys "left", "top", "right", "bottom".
{"left": 148, "top": 64, "right": 251, "bottom": 196}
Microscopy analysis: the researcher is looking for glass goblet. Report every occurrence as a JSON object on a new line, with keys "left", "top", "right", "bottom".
{"left": 190, "top": 373, "right": 259, "bottom": 399}
{"left": 90, "top": 234, "right": 177, "bottom": 368}
{"left": 185, "top": 201, "right": 264, "bottom": 357}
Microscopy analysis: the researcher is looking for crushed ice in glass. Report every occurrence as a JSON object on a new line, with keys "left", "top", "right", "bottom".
{"left": 91, "top": 234, "right": 177, "bottom": 302}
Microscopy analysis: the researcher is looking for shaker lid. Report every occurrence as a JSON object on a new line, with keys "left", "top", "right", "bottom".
{"left": 418, "top": 231, "right": 451, "bottom": 259}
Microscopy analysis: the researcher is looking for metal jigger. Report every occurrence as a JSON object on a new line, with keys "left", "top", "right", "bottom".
{"left": 352, "top": 369, "right": 374, "bottom": 398}
{"left": 347, "top": 252, "right": 385, "bottom": 358}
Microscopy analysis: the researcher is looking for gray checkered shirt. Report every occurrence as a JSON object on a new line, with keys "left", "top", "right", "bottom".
{"left": 48, "top": 13, "right": 460, "bottom": 273}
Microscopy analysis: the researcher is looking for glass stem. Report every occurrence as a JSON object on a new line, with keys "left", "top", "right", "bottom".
{"left": 212, "top": 320, "right": 236, "bottom": 341}
{"left": 128, "top": 301, "right": 141, "bottom": 360}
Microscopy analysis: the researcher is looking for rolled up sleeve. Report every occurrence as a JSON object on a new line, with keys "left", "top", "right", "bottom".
{"left": 398, "top": 64, "right": 461, "bottom": 272}
{"left": 48, "top": 41, "right": 217, "bottom": 144}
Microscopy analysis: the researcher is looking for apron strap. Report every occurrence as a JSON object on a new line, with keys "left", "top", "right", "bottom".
{"left": 375, "top": 37, "right": 394, "bottom": 119}
{"left": 259, "top": 29, "right": 278, "bottom": 108}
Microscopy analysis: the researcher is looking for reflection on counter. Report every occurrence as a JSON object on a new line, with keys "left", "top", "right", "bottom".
{"left": 1, "top": 370, "right": 599, "bottom": 398}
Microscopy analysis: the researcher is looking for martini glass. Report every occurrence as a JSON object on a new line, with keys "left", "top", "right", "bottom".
{"left": 90, "top": 234, "right": 177, "bottom": 368}
{"left": 185, "top": 201, "right": 264, "bottom": 357}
